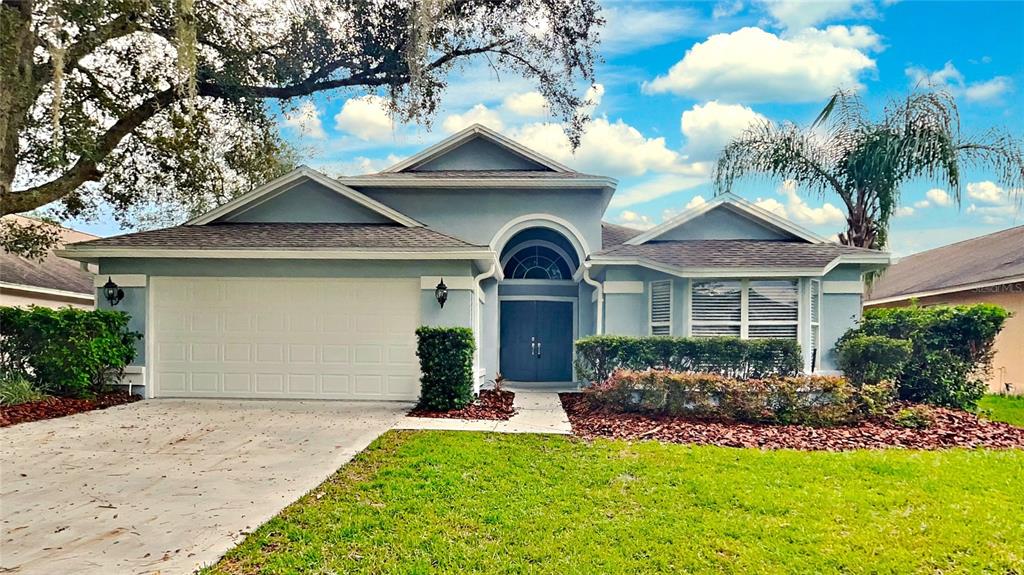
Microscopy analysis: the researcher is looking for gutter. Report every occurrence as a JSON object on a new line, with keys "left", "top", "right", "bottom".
{"left": 472, "top": 262, "right": 498, "bottom": 391}
{"left": 581, "top": 262, "right": 604, "bottom": 335}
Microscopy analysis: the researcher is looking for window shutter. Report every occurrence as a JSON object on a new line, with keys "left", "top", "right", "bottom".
{"left": 810, "top": 280, "right": 821, "bottom": 367}
{"left": 650, "top": 280, "right": 672, "bottom": 335}
{"left": 747, "top": 280, "right": 798, "bottom": 339}
{"left": 691, "top": 280, "right": 742, "bottom": 337}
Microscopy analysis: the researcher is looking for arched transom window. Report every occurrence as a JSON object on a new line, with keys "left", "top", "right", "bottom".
{"left": 502, "top": 244, "right": 574, "bottom": 280}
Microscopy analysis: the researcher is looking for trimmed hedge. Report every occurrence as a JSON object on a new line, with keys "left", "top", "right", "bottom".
{"left": 574, "top": 335, "right": 802, "bottom": 383}
{"left": 415, "top": 326, "right": 475, "bottom": 411}
{"left": 585, "top": 369, "right": 890, "bottom": 426}
{"left": 0, "top": 306, "right": 140, "bottom": 398}
{"left": 841, "top": 304, "right": 1010, "bottom": 409}
{"left": 836, "top": 334, "right": 912, "bottom": 386}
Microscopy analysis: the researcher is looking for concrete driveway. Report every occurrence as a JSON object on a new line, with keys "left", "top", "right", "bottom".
{"left": 0, "top": 399, "right": 409, "bottom": 575}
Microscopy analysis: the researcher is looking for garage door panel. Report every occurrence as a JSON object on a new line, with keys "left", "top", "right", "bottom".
{"left": 151, "top": 277, "right": 421, "bottom": 400}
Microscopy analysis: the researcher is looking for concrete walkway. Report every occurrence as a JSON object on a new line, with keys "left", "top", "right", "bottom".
{"left": 397, "top": 387, "right": 573, "bottom": 434}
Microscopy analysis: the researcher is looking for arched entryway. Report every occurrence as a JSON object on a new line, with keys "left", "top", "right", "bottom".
{"left": 497, "top": 226, "right": 580, "bottom": 382}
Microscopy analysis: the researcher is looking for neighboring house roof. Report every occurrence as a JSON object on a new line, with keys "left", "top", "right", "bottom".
{"left": 592, "top": 240, "right": 887, "bottom": 276}
{"left": 0, "top": 215, "right": 96, "bottom": 298}
{"left": 625, "top": 193, "right": 828, "bottom": 245}
{"left": 866, "top": 225, "right": 1024, "bottom": 304}
{"left": 381, "top": 124, "right": 573, "bottom": 173}
{"left": 187, "top": 166, "right": 424, "bottom": 227}
{"left": 601, "top": 222, "right": 644, "bottom": 248}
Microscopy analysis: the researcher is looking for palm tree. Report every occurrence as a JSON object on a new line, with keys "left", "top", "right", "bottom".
{"left": 713, "top": 89, "right": 1024, "bottom": 249}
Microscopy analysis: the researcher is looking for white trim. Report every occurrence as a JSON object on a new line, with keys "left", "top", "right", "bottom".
{"left": 625, "top": 193, "right": 827, "bottom": 246}
{"left": 145, "top": 277, "right": 155, "bottom": 399}
{"left": 582, "top": 263, "right": 603, "bottom": 334}
{"left": 58, "top": 248, "right": 496, "bottom": 261}
{"left": 338, "top": 176, "right": 617, "bottom": 189}
{"left": 589, "top": 256, "right": 824, "bottom": 278}
{"left": 864, "top": 274, "right": 1024, "bottom": 306}
{"left": 186, "top": 166, "right": 423, "bottom": 227}
{"left": 93, "top": 274, "right": 146, "bottom": 288}
{"left": 822, "top": 280, "right": 864, "bottom": 294}
{"left": 420, "top": 276, "right": 475, "bottom": 290}
{"left": 497, "top": 295, "right": 579, "bottom": 381}
{"left": 381, "top": 124, "right": 573, "bottom": 173}
{"left": 821, "top": 253, "right": 891, "bottom": 274}
{"left": 489, "top": 213, "right": 592, "bottom": 263}
{"left": 0, "top": 282, "right": 94, "bottom": 302}
{"left": 603, "top": 281, "right": 644, "bottom": 294}
{"left": 500, "top": 239, "right": 578, "bottom": 278}
{"left": 500, "top": 279, "right": 577, "bottom": 287}
{"left": 648, "top": 279, "right": 673, "bottom": 336}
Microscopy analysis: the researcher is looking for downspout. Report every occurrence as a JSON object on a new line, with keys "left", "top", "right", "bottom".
{"left": 581, "top": 262, "right": 603, "bottom": 335}
{"left": 472, "top": 262, "right": 497, "bottom": 391}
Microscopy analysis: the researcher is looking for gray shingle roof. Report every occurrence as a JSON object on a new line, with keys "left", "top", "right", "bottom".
{"left": 65, "top": 223, "right": 484, "bottom": 251}
{"left": 0, "top": 216, "right": 96, "bottom": 295}
{"left": 593, "top": 240, "right": 882, "bottom": 269}
{"left": 601, "top": 222, "right": 644, "bottom": 248}
{"left": 867, "top": 225, "right": 1024, "bottom": 301}
{"left": 345, "top": 170, "right": 607, "bottom": 179}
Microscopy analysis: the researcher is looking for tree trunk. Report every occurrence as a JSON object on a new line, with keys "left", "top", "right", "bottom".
{"left": 838, "top": 193, "right": 879, "bottom": 249}
{"left": 0, "top": 0, "right": 37, "bottom": 201}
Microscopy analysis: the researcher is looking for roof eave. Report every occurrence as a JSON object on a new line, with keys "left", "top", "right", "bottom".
{"left": 56, "top": 247, "right": 497, "bottom": 263}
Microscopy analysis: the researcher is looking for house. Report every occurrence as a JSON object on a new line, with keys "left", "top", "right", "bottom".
{"left": 58, "top": 124, "right": 890, "bottom": 400}
{"left": 865, "top": 226, "right": 1023, "bottom": 395}
{"left": 1, "top": 215, "right": 97, "bottom": 309}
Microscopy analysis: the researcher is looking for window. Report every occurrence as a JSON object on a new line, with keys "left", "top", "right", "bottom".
{"left": 810, "top": 279, "right": 821, "bottom": 368}
{"left": 691, "top": 280, "right": 742, "bottom": 337}
{"left": 502, "top": 245, "right": 573, "bottom": 280}
{"left": 690, "top": 279, "right": 798, "bottom": 340}
{"left": 649, "top": 280, "right": 673, "bottom": 335}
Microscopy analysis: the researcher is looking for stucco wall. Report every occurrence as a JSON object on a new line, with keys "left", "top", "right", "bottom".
{"left": 653, "top": 207, "right": 794, "bottom": 241}
{"left": 867, "top": 283, "right": 1023, "bottom": 394}
{"left": 414, "top": 138, "right": 544, "bottom": 171}
{"left": 225, "top": 180, "right": 393, "bottom": 224}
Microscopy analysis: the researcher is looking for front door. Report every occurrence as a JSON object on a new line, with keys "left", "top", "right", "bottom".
{"left": 499, "top": 300, "right": 573, "bottom": 381}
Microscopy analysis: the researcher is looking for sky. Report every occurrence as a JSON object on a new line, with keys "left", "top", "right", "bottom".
{"left": 82, "top": 0, "right": 1024, "bottom": 256}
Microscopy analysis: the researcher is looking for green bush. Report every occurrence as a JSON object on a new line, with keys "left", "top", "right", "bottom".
{"left": 574, "top": 336, "right": 801, "bottom": 383}
{"left": 0, "top": 372, "right": 47, "bottom": 405}
{"left": 0, "top": 306, "right": 140, "bottom": 398}
{"left": 836, "top": 335, "right": 912, "bottom": 385}
{"left": 415, "top": 326, "right": 475, "bottom": 411}
{"left": 892, "top": 405, "right": 933, "bottom": 429}
{"left": 841, "top": 304, "right": 1010, "bottom": 409}
{"left": 585, "top": 369, "right": 881, "bottom": 426}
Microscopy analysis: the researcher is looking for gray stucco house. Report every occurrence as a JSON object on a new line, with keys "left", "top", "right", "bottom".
{"left": 59, "top": 124, "right": 890, "bottom": 400}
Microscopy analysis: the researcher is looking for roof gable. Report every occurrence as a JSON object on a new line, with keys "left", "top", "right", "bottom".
{"left": 625, "top": 194, "right": 826, "bottom": 245}
{"left": 382, "top": 124, "right": 572, "bottom": 173}
{"left": 188, "top": 166, "right": 421, "bottom": 227}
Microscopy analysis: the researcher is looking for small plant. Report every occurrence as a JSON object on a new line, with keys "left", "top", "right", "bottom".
{"left": 489, "top": 372, "right": 506, "bottom": 392}
{"left": 0, "top": 372, "right": 47, "bottom": 406}
{"left": 891, "top": 405, "right": 933, "bottom": 429}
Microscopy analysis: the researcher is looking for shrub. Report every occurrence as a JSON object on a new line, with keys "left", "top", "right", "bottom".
{"left": 0, "top": 306, "right": 141, "bottom": 398}
{"left": 836, "top": 335, "right": 912, "bottom": 385}
{"left": 586, "top": 369, "right": 882, "bottom": 426}
{"left": 841, "top": 304, "right": 1010, "bottom": 409}
{"left": 0, "top": 372, "right": 47, "bottom": 405}
{"left": 415, "top": 326, "right": 475, "bottom": 411}
{"left": 574, "top": 336, "right": 801, "bottom": 383}
{"left": 892, "top": 405, "right": 933, "bottom": 429}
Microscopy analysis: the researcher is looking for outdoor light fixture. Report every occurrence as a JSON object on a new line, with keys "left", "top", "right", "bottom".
{"left": 102, "top": 277, "right": 125, "bottom": 306}
{"left": 435, "top": 278, "right": 448, "bottom": 308}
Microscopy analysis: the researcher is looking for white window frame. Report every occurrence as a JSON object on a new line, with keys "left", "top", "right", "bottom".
{"left": 649, "top": 280, "right": 673, "bottom": 336}
{"left": 689, "top": 278, "right": 800, "bottom": 340}
{"left": 809, "top": 279, "right": 821, "bottom": 369}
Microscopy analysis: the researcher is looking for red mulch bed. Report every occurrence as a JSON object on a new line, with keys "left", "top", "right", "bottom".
{"left": 560, "top": 393, "right": 1024, "bottom": 451}
{"left": 409, "top": 389, "right": 516, "bottom": 420}
{"left": 0, "top": 391, "right": 142, "bottom": 427}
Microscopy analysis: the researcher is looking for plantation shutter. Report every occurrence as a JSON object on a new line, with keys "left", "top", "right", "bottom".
{"left": 649, "top": 280, "right": 673, "bottom": 335}
{"left": 747, "top": 280, "right": 799, "bottom": 339}
{"left": 810, "top": 280, "right": 821, "bottom": 368}
{"left": 691, "top": 280, "right": 742, "bottom": 336}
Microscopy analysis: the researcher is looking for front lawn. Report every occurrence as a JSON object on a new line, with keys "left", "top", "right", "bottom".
{"left": 204, "top": 431, "right": 1024, "bottom": 574}
{"left": 980, "top": 394, "right": 1024, "bottom": 427}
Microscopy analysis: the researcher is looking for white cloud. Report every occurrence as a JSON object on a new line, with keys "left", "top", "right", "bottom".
{"left": 713, "top": 0, "right": 744, "bottom": 19}
{"left": 966, "top": 181, "right": 1007, "bottom": 204}
{"left": 580, "top": 84, "right": 605, "bottom": 115}
{"left": 312, "top": 154, "right": 403, "bottom": 177}
{"left": 755, "top": 180, "right": 845, "bottom": 225}
{"left": 926, "top": 188, "right": 952, "bottom": 207}
{"left": 913, "top": 200, "right": 930, "bottom": 209}
{"left": 659, "top": 195, "right": 709, "bottom": 222}
{"left": 333, "top": 95, "right": 394, "bottom": 141}
{"left": 282, "top": 100, "right": 326, "bottom": 139}
{"left": 442, "top": 103, "right": 505, "bottom": 133}
{"left": 608, "top": 174, "right": 709, "bottom": 209}
{"left": 905, "top": 61, "right": 1013, "bottom": 104}
{"left": 967, "top": 203, "right": 1019, "bottom": 225}
{"left": 759, "top": 0, "right": 876, "bottom": 30}
{"left": 600, "top": 6, "right": 702, "bottom": 54}
{"left": 503, "top": 91, "right": 548, "bottom": 117}
{"left": 964, "top": 181, "right": 1021, "bottom": 223}
{"left": 685, "top": 195, "right": 708, "bottom": 210}
{"left": 680, "top": 101, "right": 767, "bottom": 161}
{"left": 893, "top": 206, "right": 914, "bottom": 218}
{"left": 643, "top": 26, "right": 879, "bottom": 103}
{"left": 613, "top": 210, "right": 657, "bottom": 230}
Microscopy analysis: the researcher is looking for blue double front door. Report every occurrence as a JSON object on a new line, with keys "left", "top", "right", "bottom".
{"left": 499, "top": 300, "right": 573, "bottom": 382}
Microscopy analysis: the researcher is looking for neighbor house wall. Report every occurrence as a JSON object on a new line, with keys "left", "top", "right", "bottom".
{"left": 867, "top": 282, "right": 1023, "bottom": 395}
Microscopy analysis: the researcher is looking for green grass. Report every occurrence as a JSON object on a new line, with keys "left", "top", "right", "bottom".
{"left": 979, "top": 394, "right": 1024, "bottom": 427}
{"left": 204, "top": 431, "right": 1024, "bottom": 575}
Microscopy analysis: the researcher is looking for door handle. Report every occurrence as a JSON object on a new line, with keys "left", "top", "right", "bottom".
{"left": 531, "top": 336, "right": 536, "bottom": 356}
{"left": 537, "top": 340, "right": 542, "bottom": 357}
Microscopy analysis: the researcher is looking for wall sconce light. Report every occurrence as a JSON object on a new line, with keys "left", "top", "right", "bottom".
{"left": 434, "top": 278, "right": 448, "bottom": 308}
{"left": 102, "top": 277, "right": 125, "bottom": 306}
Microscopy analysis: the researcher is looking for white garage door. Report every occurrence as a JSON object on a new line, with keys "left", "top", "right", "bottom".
{"left": 150, "top": 277, "right": 421, "bottom": 400}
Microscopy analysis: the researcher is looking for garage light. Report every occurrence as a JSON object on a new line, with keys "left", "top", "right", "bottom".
{"left": 102, "top": 277, "right": 125, "bottom": 306}
{"left": 435, "top": 278, "right": 448, "bottom": 309}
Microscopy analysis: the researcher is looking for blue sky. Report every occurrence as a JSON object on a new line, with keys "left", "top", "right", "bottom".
{"left": 86, "top": 0, "right": 1024, "bottom": 255}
